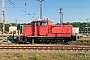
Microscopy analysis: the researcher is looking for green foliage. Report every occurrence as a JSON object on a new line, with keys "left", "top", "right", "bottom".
{"left": 0, "top": 53, "right": 14, "bottom": 58}
{"left": 17, "top": 24, "right": 20, "bottom": 30}
{"left": 0, "top": 23, "right": 3, "bottom": 28}
{"left": 18, "top": 52, "right": 26, "bottom": 58}
{"left": 66, "top": 22, "right": 90, "bottom": 33}
{"left": 4, "top": 22, "right": 90, "bottom": 33}
{"left": 0, "top": 52, "right": 89, "bottom": 59}
{"left": 74, "top": 53, "right": 89, "bottom": 58}
{"left": 0, "top": 42, "right": 2, "bottom": 44}
{"left": 51, "top": 53, "right": 70, "bottom": 58}
{"left": 5, "top": 24, "right": 9, "bottom": 31}
{"left": 34, "top": 54, "right": 41, "bottom": 60}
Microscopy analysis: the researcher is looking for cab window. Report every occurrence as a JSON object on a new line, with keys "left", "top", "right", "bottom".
{"left": 36, "top": 22, "right": 38, "bottom": 26}
{"left": 40, "top": 22, "right": 46, "bottom": 26}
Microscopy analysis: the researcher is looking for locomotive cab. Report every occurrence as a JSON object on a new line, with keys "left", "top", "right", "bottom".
{"left": 31, "top": 19, "right": 52, "bottom": 26}
{"left": 31, "top": 19, "right": 52, "bottom": 36}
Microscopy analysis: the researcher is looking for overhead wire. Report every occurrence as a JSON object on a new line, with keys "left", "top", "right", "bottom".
{"left": 8, "top": 0, "right": 37, "bottom": 20}
{"left": 6, "top": 0, "right": 90, "bottom": 21}
{"left": 3, "top": 5, "right": 90, "bottom": 8}
{"left": 8, "top": 0, "right": 27, "bottom": 15}
{"left": 8, "top": 0, "right": 15, "bottom": 8}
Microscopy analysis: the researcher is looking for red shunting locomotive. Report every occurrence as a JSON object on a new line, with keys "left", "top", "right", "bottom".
{"left": 20, "top": 18, "right": 75, "bottom": 44}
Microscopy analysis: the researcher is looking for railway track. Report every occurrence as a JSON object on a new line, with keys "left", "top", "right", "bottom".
{"left": 0, "top": 45, "right": 90, "bottom": 51}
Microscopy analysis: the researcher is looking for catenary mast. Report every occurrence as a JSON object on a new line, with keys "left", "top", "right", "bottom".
{"left": 59, "top": 8, "right": 63, "bottom": 25}
{"left": 37, "top": 0, "right": 44, "bottom": 20}
{"left": 2, "top": 0, "right": 5, "bottom": 33}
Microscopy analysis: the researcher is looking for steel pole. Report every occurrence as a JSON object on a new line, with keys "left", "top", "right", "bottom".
{"left": 40, "top": 0, "right": 42, "bottom": 20}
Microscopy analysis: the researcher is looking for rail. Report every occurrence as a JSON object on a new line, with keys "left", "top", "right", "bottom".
{"left": 0, "top": 45, "right": 90, "bottom": 51}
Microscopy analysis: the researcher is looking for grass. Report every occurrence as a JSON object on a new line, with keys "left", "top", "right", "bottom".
{"left": 0, "top": 53, "right": 14, "bottom": 58}
{"left": 34, "top": 54, "right": 41, "bottom": 60}
{"left": 33, "top": 54, "right": 47, "bottom": 60}
{"left": 51, "top": 53, "right": 70, "bottom": 58}
{"left": 18, "top": 52, "right": 27, "bottom": 58}
{"left": 0, "top": 42, "right": 2, "bottom": 44}
{"left": 0, "top": 52, "right": 89, "bottom": 60}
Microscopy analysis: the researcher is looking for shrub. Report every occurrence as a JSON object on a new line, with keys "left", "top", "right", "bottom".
{"left": 18, "top": 52, "right": 26, "bottom": 58}
{"left": 34, "top": 54, "right": 41, "bottom": 60}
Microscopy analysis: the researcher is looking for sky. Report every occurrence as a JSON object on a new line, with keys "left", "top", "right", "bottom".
{"left": 0, "top": 0, "right": 90, "bottom": 24}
